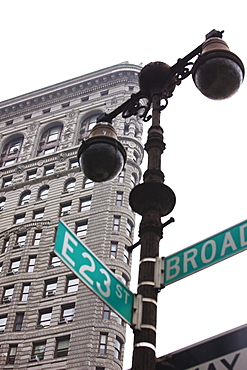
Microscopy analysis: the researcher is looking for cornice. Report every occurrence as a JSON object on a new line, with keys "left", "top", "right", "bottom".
{"left": 0, "top": 64, "right": 141, "bottom": 121}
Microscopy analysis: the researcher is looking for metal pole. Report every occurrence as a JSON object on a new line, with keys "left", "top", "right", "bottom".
{"left": 132, "top": 89, "right": 165, "bottom": 370}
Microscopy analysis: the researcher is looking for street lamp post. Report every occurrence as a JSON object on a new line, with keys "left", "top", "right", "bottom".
{"left": 78, "top": 30, "right": 244, "bottom": 370}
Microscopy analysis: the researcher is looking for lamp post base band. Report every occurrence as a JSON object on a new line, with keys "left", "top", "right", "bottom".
{"left": 142, "top": 297, "right": 157, "bottom": 306}
{"left": 138, "top": 281, "right": 155, "bottom": 287}
{"left": 140, "top": 257, "right": 156, "bottom": 265}
{"left": 134, "top": 342, "right": 156, "bottom": 352}
{"left": 140, "top": 324, "right": 157, "bottom": 332}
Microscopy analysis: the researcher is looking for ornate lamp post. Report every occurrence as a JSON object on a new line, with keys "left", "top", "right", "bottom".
{"left": 78, "top": 30, "right": 244, "bottom": 370}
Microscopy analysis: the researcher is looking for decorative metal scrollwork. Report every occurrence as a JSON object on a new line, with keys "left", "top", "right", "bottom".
{"left": 122, "top": 94, "right": 152, "bottom": 122}
{"left": 175, "top": 60, "right": 194, "bottom": 83}
{"left": 96, "top": 35, "right": 209, "bottom": 125}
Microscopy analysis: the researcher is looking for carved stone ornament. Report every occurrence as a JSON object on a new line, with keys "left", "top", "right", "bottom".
{"left": 22, "top": 138, "right": 33, "bottom": 153}
{"left": 37, "top": 160, "right": 44, "bottom": 167}
{"left": 15, "top": 165, "right": 25, "bottom": 174}
{"left": 57, "top": 152, "right": 68, "bottom": 162}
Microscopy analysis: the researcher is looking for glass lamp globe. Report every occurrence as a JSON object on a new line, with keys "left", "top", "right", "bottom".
{"left": 78, "top": 122, "right": 126, "bottom": 182}
{"left": 192, "top": 38, "right": 244, "bottom": 100}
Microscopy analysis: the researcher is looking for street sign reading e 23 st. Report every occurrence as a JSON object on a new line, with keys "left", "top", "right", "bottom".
{"left": 54, "top": 220, "right": 134, "bottom": 325}
{"left": 164, "top": 219, "right": 247, "bottom": 286}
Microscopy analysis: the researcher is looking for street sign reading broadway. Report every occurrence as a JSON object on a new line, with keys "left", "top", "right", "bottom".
{"left": 164, "top": 219, "right": 247, "bottom": 286}
{"left": 54, "top": 220, "right": 134, "bottom": 325}
{"left": 156, "top": 324, "right": 247, "bottom": 369}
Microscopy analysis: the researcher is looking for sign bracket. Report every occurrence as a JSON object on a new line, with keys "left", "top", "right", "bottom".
{"left": 131, "top": 294, "right": 143, "bottom": 330}
{"left": 154, "top": 257, "right": 165, "bottom": 290}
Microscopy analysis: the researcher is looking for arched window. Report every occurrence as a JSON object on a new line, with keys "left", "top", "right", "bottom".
{"left": 64, "top": 178, "right": 76, "bottom": 193}
{"left": 79, "top": 114, "right": 98, "bottom": 141}
{"left": 19, "top": 191, "right": 31, "bottom": 206}
{"left": 37, "top": 125, "right": 63, "bottom": 156}
{"left": 38, "top": 186, "right": 49, "bottom": 200}
{"left": 0, "top": 197, "right": 6, "bottom": 211}
{"left": 0, "top": 136, "right": 23, "bottom": 167}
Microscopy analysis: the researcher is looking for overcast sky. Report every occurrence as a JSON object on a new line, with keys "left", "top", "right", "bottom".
{"left": 0, "top": 1, "right": 246, "bottom": 369}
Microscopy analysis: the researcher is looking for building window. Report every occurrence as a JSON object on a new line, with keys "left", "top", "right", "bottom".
{"left": 32, "top": 341, "right": 46, "bottom": 361}
{"left": 14, "top": 213, "right": 25, "bottom": 224}
{"left": 131, "top": 173, "right": 137, "bottom": 188}
{"left": 76, "top": 220, "right": 88, "bottom": 237}
{"left": 83, "top": 177, "right": 94, "bottom": 189}
{"left": 126, "top": 219, "right": 133, "bottom": 237}
{"left": 2, "top": 238, "right": 9, "bottom": 253}
{"left": 118, "top": 169, "right": 125, "bottom": 183}
{"left": 60, "top": 202, "right": 72, "bottom": 217}
{"left": 116, "top": 191, "right": 123, "bottom": 206}
{"left": 33, "top": 208, "right": 44, "bottom": 219}
{"left": 21, "top": 283, "right": 30, "bottom": 302}
{"left": 133, "top": 151, "right": 138, "bottom": 163}
{"left": 37, "top": 125, "right": 62, "bottom": 156}
{"left": 110, "top": 241, "right": 118, "bottom": 258}
{"left": 98, "top": 333, "right": 108, "bottom": 354}
{"left": 0, "top": 262, "right": 2, "bottom": 273}
{"left": 123, "top": 247, "right": 130, "bottom": 265}
{"left": 38, "top": 308, "right": 52, "bottom": 328}
{"left": 24, "top": 113, "right": 32, "bottom": 120}
{"left": 27, "top": 256, "right": 36, "bottom": 272}
{"left": 55, "top": 335, "right": 70, "bottom": 358}
{"left": 114, "top": 337, "right": 123, "bottom": 360}
{"left": 102, "top": 304, "right": 111, "bottom": 320}
{"left": 3, "top": 285, "right": 14, "bottom": 303}
{"left": 0, "top": 136, "right": 23, "bottom": 167}
{"left": 19, "top": 191, "right": 31, "bottom": 206}
{"left": 27, "top": 169, "right": 37, "bottom": 180}
{"left": 44, "top": 278, "right": 57, "bottom": 297}
{"left": 43, "top": 108, "right": 51, "bottom": 114}
{"left": 61, "top": 303, "right": 75, "bottom": 323}
{"left": 62, "top": 102, "right": 70, "bottom": 108}
{"left": 0, "top": 196, "right": 6, "bottom": 211}
{"left": 44, "top": 164, "right": 55, "bottom": 176}
{"left": 80, "top": 196, "right": 91, "bottom": 212}
{"left": 66, "top": 276, "right": 79, "bottom": 293}
{"left": 33, "top": 230, "right": 42, "bottom": 245}
{"left": 81, "top": 96, "right": 89, "bottom": 102}
{"left": 14, "top": 312, "right": 24, "bottom": 331}
{"left": 122, "top": 273, "right": 129, "bottom": 287}
{"left": 70, "top": 159, "right": 79, "bottom": 169}
{"left": 15, "top": 233, "right": 26, "bottom": 249}
{"left": 49, "top": 253, "right": 61, "bottom": 268}
{"left": 2, "top": 176, "right": 12, "bottom": 188}
{"left": 38, "top": 186, "right": 49, "bottom": 200}
{"left": 124, "top": 123, "right": 129, "bottom": 135}
{"left": 0, "top": 314, "right": 7, "bottom": 333}
{"left": 79, "top": 114, "right": 98, "bottom": 141}
{"left": 96, "top": 367, "right": 105, "bottom": 370}
{"left": 6, "top": 344, "right": 18, "bottom": 364}
{"left": 101, "top": 90, "right": 109, "bottom": 96}
{"left": 9, "top": 258, "right": 21, "bottom": 274}
{"left": 113, "top": 216, "right": 121, "bottom": 231}
{"left": 64, "top": 178, "right": 76, "bottom": 193}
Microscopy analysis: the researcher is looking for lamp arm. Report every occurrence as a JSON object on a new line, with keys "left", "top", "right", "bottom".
{"left": 169, "top": 29, "right": 224, "bottom": 82}
{"left": 97, "top": 29, "right": 224, "bottom": 123}
{"left": 96, "top": 91, "right": 147, "bottom": 123}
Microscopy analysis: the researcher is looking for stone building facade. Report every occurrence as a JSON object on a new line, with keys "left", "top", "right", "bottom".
{"left": 0, "top": 63, "right": 143, "bottom": 369}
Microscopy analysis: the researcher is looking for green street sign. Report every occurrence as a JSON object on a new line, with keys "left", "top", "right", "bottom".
{"left": 164, "top": 219, "right": 247, "bottom": 286}
{"left": 54, "top": 220, "right": 134, "bottom": 325}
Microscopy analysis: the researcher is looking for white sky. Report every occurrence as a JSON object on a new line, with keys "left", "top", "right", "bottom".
{"left": 0, "top": 1, "right": 246, "bottom": 369}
